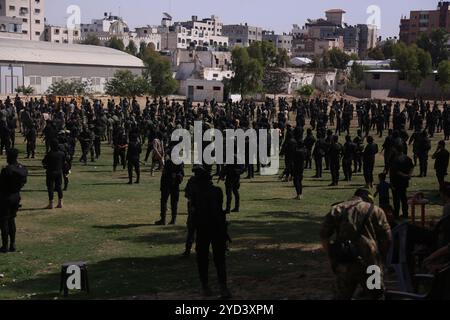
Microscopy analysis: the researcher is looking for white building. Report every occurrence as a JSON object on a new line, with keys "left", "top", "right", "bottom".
{"left": 161, "top": 15, "right": 229, "bottom": 51}
{"left": 0, "top": 38, "right": 144, "bottom": 95}
{"left": 0, "top": 0, "right": 45, "bottom": 41}
{"left": 0, "top": 15, "right": 27, "bottom": 39}
{"left": 44, "top": 25, "right": 80, "bottom": 44}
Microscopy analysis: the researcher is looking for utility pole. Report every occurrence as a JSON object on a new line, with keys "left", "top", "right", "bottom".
{"left": 9, "top": 64, "right": 14, "bottom": 94}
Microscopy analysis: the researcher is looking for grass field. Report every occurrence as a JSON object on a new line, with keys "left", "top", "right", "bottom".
{"left": 0, "top": 122, "right": 444, "bottom": 300}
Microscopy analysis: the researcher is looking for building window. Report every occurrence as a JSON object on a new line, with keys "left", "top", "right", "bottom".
{"left": 35, "top": 9, "right": 41, "bottom": 14}
{"left": 213, "top": 86, "right": 221, "bottom": 91}
{"left": 29, "top": 76, "right": 42, "bottom": 85}
{"left": 35, "top": 20, "right": 40, "bottom": 24}
{"left": 372, "top": 74, "right": 380, "bottom": 80}
{"left": 35, "top": 31, "right": 40, "bottom": 36}
{"left": 213, "top": 74, "right": 219, "bottom": 78}
{"left": 23, "top": 19, "right": 27, "bottom": 23}
{"left": 196, "top": 86, "right": 204, "bottom": 90}
{"left": 9, "top": 6, "right": 15, "bottom": 11}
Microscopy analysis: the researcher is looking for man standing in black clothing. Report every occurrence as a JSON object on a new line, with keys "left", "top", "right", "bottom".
{"left": 416, "top": 130, "right": 431, "bottom": 178}
{"left": 363, "top": 136, "right": 379, "bottom": 189}
{"left": 113, "top": 127, "right": 128, "bottom": 172}
{"left": 304, "top": 128, "right": 316, "bottom": 170}
{"left": 191, "top": 165, "right": 231, "bottom": 299}
{"left": 0, "top": 149, "right": 28, "bottom": 253}
{"left": 155, "top": 153, "right": 184, "bottom": 225}
{"left": 389, "top": 145, "right": 414, "bottom": 219}
{"left": 219, "top": 162, "right": 244, "bottom": 213}
{"left": 433, "top": 140, "right": 450, "bottom": 188}
{"left": 292, "top": 140, "right": 306, "bottom": 200}
{"left": 25, "top": 123, "right": 37, "bottom": 159}
{"left": 328, "top": 135, "right": 343, "bottom": 187}
{"left": 313, "top": 135, "right": 326, "bottom": 178}
{"left": 42, "top": 140, "right": 66, "bottom": 209}
{"left": 126, "top": 134, "right": 142, "bottom": 184}
{"left": 342, "top": 135, "right": 356, "bottom": 182}
{"left": 353, "top": 129, "right": 364, "bottom": 173}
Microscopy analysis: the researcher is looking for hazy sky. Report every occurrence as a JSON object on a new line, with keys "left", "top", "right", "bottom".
{"left": 45, "top": 0, "right": 435, "bottom": 38}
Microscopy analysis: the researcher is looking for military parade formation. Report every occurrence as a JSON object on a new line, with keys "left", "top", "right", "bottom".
{"left": 0, "top": 93, "right": 449, "bottom": 299}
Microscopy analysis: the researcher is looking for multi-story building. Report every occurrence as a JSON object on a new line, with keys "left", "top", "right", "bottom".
{"left": 262, "top": 31, "right": 293, "bottom": 54}
{"left": 325, "top": 9, "right": 346, "bottom": 27}
{"left": 0, "top": 15, "right": 27, "bottom": 39}
{"left": 160, "top": 16, "right": 229, "bottom": 51}
{"left": 399, "top": 1, "right": 450, "bottom": 44}
{"left": 222, "top": 23, "right": 263, "bottom": 47}
{"left": 358, "top": 24, "right": 378, "bottom": 58}
{"left": 0, "top": 0, "right": 45, "bottom": 41}
{"left": 44, "top": 25, "right": 80, "bottom": 44}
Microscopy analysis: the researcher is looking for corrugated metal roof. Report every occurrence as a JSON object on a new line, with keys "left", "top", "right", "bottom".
{"left": 0, "top": 38, "right": 144, "bottom": 68}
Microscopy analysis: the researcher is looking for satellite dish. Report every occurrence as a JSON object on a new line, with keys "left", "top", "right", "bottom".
{"left": 163, "top": 12, "right": 172, "bottom": 20}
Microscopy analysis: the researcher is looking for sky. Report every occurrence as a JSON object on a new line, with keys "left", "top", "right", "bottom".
{"left": 45, "top": 0, "right": 436, "bottom": 39}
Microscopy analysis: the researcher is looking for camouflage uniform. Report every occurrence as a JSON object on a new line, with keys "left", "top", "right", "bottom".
{"left": 320, "top": 197, "right": 392, "bottom": 300}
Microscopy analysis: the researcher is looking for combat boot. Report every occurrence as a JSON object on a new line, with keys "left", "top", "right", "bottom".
{"left": 9, "top": 243, "right": 16, "bottom": 252}
{"left": 155, "top": 219, "right": 166, "bottom": 226}
{"left": 56, "top": 199, "right": 63, "bottom": 209}
{"left": 46, "top": 201, "right": 54, "bottom": 210}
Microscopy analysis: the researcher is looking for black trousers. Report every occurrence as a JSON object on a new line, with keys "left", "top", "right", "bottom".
{"left": 354, "top": 154, "right": 362, "bottom": 173}
{"left": 305, "top": 150, "right": 312, "bottom": 169}
{"left": 127, "top": 159, "right": 140, "bottom": 183}
{"left": 46, "top": 173, "right": 63, "bottom": 201}
{"left": 196, "top": 229, "right": 227, "bottom": 288}
{"left": 185, "top": 212, "right": 196, "bottom": 253}
{"left": 392, "top": 186, "right": 408, "bottom": 218}
{"left": 80, "top": 143, "right": 94, "bottom": 163}
{"left": 418, "top": 154, "right": 428, "bottom": 177}
{"left": 160, "top": 187, "right": 180, "bottom": 221}
{"left": 330, "top": 161, "right": 340, "bottom": 185}
{"left": 246, "top": 164, "right": 254, "bottom": 179}
{"left": 225, "top": 182, "right": 240, "bottom": 211}
{"left": 363, "top": 161, "right": 375, "bottom": 185}
{"left": 0, "top": 217, "right": 16, "bottom": 248}
{"left": 27, "top": 141, "right": 36, "bottom": 157}
{"left": 314, "top": 156, "right": 323, "bottom": 178}
{"left": 437, "top": 172, "right": 446, "bottom": 188}
{"left": 94, "top": 137, "right": 101, "bottom": 159}
{"left": 293, "top": 174, "right": 303, "bottom": 196}
{"left": 343, "top": 159, "right": 353, "bottom": 181}
{"left": 113, "top": 149, "right": 126, "bottom": 171}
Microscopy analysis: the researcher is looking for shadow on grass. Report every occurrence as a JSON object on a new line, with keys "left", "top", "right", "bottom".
{"left": 93, "top": 224, "right": 156, "bottom": 230}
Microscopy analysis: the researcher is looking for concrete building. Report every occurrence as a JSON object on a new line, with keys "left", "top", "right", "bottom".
{"left": 178, "top": 78, "right": 224, "bottom": 102}
{"left": 44, "top": 25, "right": 80, "bottom": 44}
{"left": 222, "top": 23, "right": 263, "bottom": 47}
{"left": 347, "top": 69, "right": 448, "bottom": 99}
{"left": 262, "top": 31, "right": 293, "bottom": 54}
{"left": 0, "top": 0, "right": 45, "bottom": 41}
{"left": 180, "top": 15, "right": 223, "bottom": 36}
{"left": 292, "top": 36, "right": 344, "bottom": 57}
{"left": 325, "top": 9, "right": 346, "bottom": 27}
{"left": 358, "top": 24, "right": 378, "bottom": 58}
{"left": 0, "top": 15, "right": 26, "bottom": 39}
{"left": 160, "top": 24, "right": 228, "bottom": 51}
{"left": 0, "top": 38, "right": 144, "bottom": 95}
{"left": 400, "top": 1, "right": 450, "bottom": 44}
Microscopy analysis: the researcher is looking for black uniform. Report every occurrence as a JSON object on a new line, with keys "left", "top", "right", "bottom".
{"left": 342, "top": 139, "right": 356, "bottom": 181}
{"left": 328, "top": 138, "right": 343, "bottom": 186}
{"left": 292, "top": 142, "right": 306, "bottom": 198}
{"left": 191, "top": 174, "right": 229, "bottom": 296}
{"left": 313, "top": 137, "right": 326, "bottom": 178}
{"left": 42, "top": 145, "right": 66, "bottom": 202}
{"left": 126, "top": 138, "right": 142, "bottom": 184}
{"left": 0, "top": 159, "right": 28, "bottom": 252}
{"left": 158, "top": 159, "right": 184, "bottom": 225}
{"left": 220, "top": 163, "right": 244, "bottom": 213}
{"left": 433, "top": 144, "right": 450, "bottom": 187}
{"left": 25, "top": 126, "right": 37, "bottom": 158}
{"left": 362, "top": 139, "right": 379, "bottom": 187}
{"left": 389, "top": 152, "right": 414, "bottom": 219}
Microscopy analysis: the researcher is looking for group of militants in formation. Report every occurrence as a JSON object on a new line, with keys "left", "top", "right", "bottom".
{"left": 0, "top": 93, "right": 449, "bottom": 299}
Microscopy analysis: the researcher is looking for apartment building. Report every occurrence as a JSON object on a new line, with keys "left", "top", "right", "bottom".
{"left": 0, "top": 0, "right": 45, "bottom": 41}
{"left": 222, "top": 23, "right": 263, "bottom": 47}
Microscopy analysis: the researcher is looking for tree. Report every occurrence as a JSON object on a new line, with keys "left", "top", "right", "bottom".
{"left": 350, "top": 62, "right": 365, "bottom": 84}
{"left": 105, "top": 70, "right": 151, "bottom": 98}
{"left": 15, "top": 85, "right": 34, "bottom": 96}
{"left": 367, "top": 46, "right": 385, "bottom": 60}
{"left": 380, "top": 39, "right": 395, "bottom": 59}
{"left": 81, "top": 34, "right": 101, "bottom": 46}
{"left": 296, "top": 85, "right": 315, "bottom": 98}
{"left": 325, "top": 48, "right": 351, "bottom": 69}
{"left": 126, "top": 40, "right": 138, "bottom": 56}
{"left": 438, "top": 60, "right": 450, "bottom": 96}
{"left": 46, "top": 80, "right": 91, "bottom": 96}
{"left": 107, "top": 36, "right": 125, "bottom": 51}
{"left": 275, "top": 48, "right": 290, "bottom": 68}
{"left": 143, "top": 49, "right": 178, "bottom": 97}
{"left": 262, "top": 67, "right": 289, "bottom": 95}
{"left": 392, "top": 43, "right": 432, "bottom": 92}
{"left": 417, "top": 29, "right": 449, "bottom": 67}
{"left": 247, "top": 41, "right": 278, "bottom": 68}
{"left": 230, "top": 47, "right": 263, "bottom": 96}
{"left": 138, "top": 41, "right": 148, "bottom": 59}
